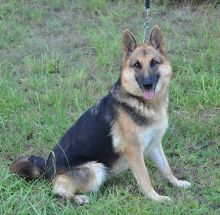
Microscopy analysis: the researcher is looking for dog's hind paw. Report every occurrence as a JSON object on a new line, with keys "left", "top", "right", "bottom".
{"left": 73, "top": 195, "right": 89, "bottom": 205}
{"left": 175, "top": 180, "right": 191, "bottom": 188}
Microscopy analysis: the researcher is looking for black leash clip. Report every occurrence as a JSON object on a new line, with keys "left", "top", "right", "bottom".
{"left": 143, "top": 0, "right": 150, "bottom": 43}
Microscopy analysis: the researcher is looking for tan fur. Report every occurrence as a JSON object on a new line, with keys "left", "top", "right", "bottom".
{"left": 52, "top": 161, "right": 107, "bottom": 204}
{"left": 109, "top": 26, "right": 191, "bottom": 202}
{"left": 121, "top": 44, "right": 172, "bottom": 101}
{"left": 110, "top": 156, "right": 128, "bottom": 176}
{"left": 110, "top": 108, "right": 171, "bottom": 201}
{"left": 123, "top": 143, "right": 171, "bottom": 201}
{"left": 110, "top": 106, "right": 171, "bottom": 202}
{"left": 53, "top": 174, "right": 75, "bottom": 198}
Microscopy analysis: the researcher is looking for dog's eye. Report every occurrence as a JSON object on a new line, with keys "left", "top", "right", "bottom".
{"left": 133, "top": 61, "right": 142, "bottom": 69}
{"left": 150, "top": 59, "right": 159, "bottom": 68}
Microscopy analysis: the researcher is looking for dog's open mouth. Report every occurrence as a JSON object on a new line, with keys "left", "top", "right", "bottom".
{"left": 143, "top": 88, "right": 155, "bottom": 100}
{"left": 135, "top": 74, "right": 159, "bottom": 101}
{"left": 141, "top": 73, "right": 160, "bottom": 101}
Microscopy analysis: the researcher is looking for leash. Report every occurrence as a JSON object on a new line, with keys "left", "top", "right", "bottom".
{"left": 143, "top": 0, "right": 150, "bottom": 43}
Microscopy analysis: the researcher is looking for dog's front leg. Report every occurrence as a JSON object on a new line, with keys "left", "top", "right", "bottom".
{"left": 149, "top": 143, "right": 191, "bottom": 188}
{"left": 124, "top": 143, "right": 171, "bottom": 202}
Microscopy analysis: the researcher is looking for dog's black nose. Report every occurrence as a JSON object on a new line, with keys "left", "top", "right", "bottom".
{"left": 143, "top": 83, "right": 153, "bottom": 90}
{"left": 143, "top": 80, "right": 153, "bottom": 90}
{"left": 142, "top": 73, "right": 160, "bottom": 90}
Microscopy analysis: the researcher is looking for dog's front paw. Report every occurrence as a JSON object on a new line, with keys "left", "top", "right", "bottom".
{"left": 147, "top": 189, "right": 172, "bottom": 202}
{"left": 175, "top": 180, "right": 191, "bottom": 188}
{"left": 155, "top": 195, "right": 172, "bottom": 202}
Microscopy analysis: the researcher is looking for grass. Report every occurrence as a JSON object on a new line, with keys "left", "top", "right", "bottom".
{"left": 0, "top": 0, "right": 219, "bottom": 214}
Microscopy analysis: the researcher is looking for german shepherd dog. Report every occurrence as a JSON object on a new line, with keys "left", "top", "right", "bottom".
{"left": 11, "top": 26, "right": 191, "bottom": 205}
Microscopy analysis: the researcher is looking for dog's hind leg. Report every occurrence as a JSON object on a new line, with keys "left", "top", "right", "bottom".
{"left": 52, "top": 162, "right": 107, "bottom": 205}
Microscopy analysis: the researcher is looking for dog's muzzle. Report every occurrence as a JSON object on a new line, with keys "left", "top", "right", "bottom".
{"left": 136, "top": 73, "right": 160, "bottom": 100}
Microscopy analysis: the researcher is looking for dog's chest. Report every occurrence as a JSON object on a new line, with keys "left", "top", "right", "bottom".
{"left": 111, "top": 107, "right": 168, "bottom": 153}
{"left": 138, "top": 107, "right": 168, "bottom": 151}
{"left": 138, "top": 121, "right": 166, "bottom": 151}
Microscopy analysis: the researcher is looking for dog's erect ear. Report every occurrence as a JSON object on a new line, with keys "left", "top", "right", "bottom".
{"left": 123, "top": 30, "right": 137, "bottom": 55}
{"left": 149, "top": 25, "right": 166, "bottom": 55}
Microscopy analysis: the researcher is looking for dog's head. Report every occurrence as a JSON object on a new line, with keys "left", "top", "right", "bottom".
{"left": 120, "top": 25, "right": 172, "bottom": 101}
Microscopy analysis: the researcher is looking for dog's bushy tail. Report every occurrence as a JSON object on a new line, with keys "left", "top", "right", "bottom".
{"left": 10, "top": 155, "right": 46, "bottom": 180}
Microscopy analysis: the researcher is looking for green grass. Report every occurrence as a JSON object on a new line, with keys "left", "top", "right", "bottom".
{"left": 0, "top": 0, "right": 219, "bottom": 214}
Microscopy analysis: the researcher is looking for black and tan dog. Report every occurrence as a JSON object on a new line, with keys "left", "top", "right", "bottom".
{"left": 11, "top": 26, "right": 191, "bottom": 205}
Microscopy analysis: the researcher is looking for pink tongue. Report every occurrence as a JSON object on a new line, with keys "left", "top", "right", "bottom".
{"left": 143, "top": 89, "right": 155, "bottom": 100}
